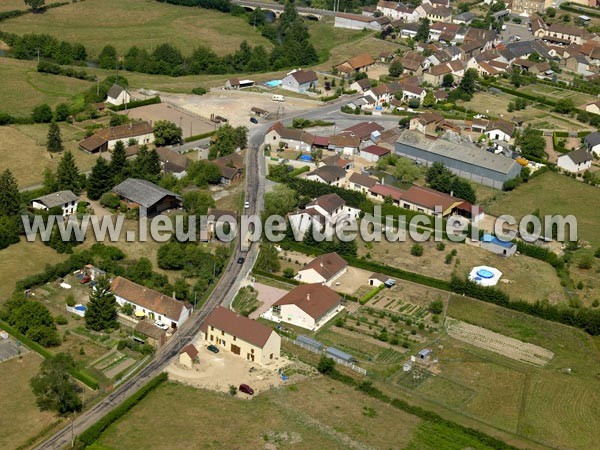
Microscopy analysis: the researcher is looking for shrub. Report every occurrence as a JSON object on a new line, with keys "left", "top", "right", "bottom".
{"left": 100, "top": 192, "right": 121, "bottom": 210}
{"left": 317, "top": 355, "right": 335, "bottom": 374}
{"left": 65, "top": 294, "right": 76, "bottom": 307}
{"left": 410, "top": 243, "right": 424, "bottom": 257}
{"left": 579, "top": 255, "right": 594, "bottom": 270}
{"left": 229, "top": 384, "right": 237, "bottom": 396}
{"left": 192, "top": 87, "right": 207, "bottom": 95}
{"left": 436, "top": 242, "right": 446, "bottom": 251}
{"left": 428, "top": 300, "right": 444, "bottom": 315}
{"left": 55, "top": 315, "right": 68, "bottom": 325}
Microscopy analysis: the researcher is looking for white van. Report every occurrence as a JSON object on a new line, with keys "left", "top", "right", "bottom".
{"left": 272, "top": 94, "right": 285, "bottom": 102}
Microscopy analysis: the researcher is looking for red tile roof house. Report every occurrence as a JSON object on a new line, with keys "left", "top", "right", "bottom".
{"left": 288, "top": 193, "right": 361, "bottom": 237}
{"left": 359, "top": 144, "right": 391, "bottom": 162}
{"left": 294, "top": 252, "right": 348, "bottom": 286}
{"left": 178, "top": 344, "right": 199, "bottom": 368}
{"left": 111, "top": 276, "right": 191, "bottom": 330}
{"left": 201, "top": 306, "right": 281, "bottom": 365}
{"left": 262, "top": 284, "right": 344, "bottom": 331}
{"left": 265, "top": 121, "right": 315, "bottom": 152}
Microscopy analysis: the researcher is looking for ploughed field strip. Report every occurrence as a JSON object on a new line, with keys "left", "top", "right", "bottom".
{"left": 446, "top": 318, "right": 554, "bottom": 366}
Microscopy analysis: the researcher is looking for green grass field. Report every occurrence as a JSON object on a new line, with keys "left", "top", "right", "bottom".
{"left": 1, "top": 0, "right": 273, "bottom": 57}
{"left": 0, "top": 352, "right": 59, "bottom": 450}
{"left": 97, "top": 378, "right": 422, "bottom": 450}
{"left": 483, "top": 171, "right": 600, "bottom": 246}
{"left": 0, "top": 0, "right": 29, "bottom": 12}
{"left": 0, "top": 58, "right": 92, "bottom": 117}
{"left": 446, "top": 295, "right": 600, "bottom": 449}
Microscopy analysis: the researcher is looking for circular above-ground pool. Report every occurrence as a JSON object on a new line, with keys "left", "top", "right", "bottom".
{"left": 476, "top": 269, "right": 494, "bottom": 279}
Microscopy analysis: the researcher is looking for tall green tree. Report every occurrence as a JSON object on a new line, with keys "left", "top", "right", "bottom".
{"left": 416, "top": 18, "right": 430, "bottom": 42}
{"left": 24, "top": 0, "right": 45, "bottom": 12}
{"left": 87, "top": 157, "right": 113, "bottom": 200}
{"left": 389, "top": 60, "right": 403, "bottom": 77}
{"left": 54, "top": 103, "right": 70, "bottom": 122}
{"left": 46, "top": 122, "right": 63, "bottom": 153}
{"left": 85, "top": 276, "right": 118, "bottom": 331}
{"left": 98, "top": 45, "right": 118, "bottom": 70}
{"left": 153, "top": 120, "right": 183, "bottom": 146}
{"left": 256, "top": 243, "right": 281, "bottom": 273}
{"left": 110, "top": 140, "right": 128, "bottom": 183}
{"left": 32, "top": 104, "right": 53, "bottom": 123}
{"left": 0, "top": 169, "right": 20, "bottom": 217}
{"left": 30, "top": 353, "right": 82, "bottom": 415}
{"left": 459, "top": 68, "right": 478, "bottom": 95}
{"left": 56, "top": 151, "right": 80, "bottom": 193}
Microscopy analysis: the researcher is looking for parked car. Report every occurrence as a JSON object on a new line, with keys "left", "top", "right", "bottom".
{"left": 237, "top": 256, "right": 245, "bottom": 264}
{"left": 239, "top": 384, "right": 254, "bottom": 395}
{"left": 80, "top": 275, "right": 91, "bottom": 284}
{"left": 207, "top": 345, "right": 219, "bottom": 353}
{"left": 155, "top": 321, "right": 169, "bottom": 331}
{"left": 250, "top": 117, "right": 258, "bottom": 124}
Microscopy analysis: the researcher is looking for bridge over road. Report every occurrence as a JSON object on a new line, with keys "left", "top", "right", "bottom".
{"left": 232, "top": 0, "right": 335, "bottom": 20}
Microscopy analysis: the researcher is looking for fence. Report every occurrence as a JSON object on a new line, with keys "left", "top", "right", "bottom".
{"left": 283, "top": 336, "right": 367, "bottom": 376}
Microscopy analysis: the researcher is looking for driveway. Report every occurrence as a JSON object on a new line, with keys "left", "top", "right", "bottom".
{"left": 166, "top": 341, "right": 290, "bottom": 397}
{"left": 250, "top": 282, "right": 288, "bottom": 319}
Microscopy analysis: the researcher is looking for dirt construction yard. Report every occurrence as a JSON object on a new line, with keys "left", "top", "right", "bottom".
{"left": 159, "top": 90, "right": 320, "bottom": 127}
{"left": 119, "top": 102, "right": 214, "bottom": 140}
{"left": 166, "top": 341, "right": 291, "bottom": 397}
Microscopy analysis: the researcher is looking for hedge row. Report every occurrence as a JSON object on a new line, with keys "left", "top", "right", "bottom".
{"left": 79, "top": 373, "right": 168, "bottom": 446}
{"left": 360, "top": 285, "right": 384, "bottom": 305}
{"left": 107, "top": 96, "right": 161, "bottom": 112}
{"left": 324, "top": 371, "right": 518, "bottom": 450}
{"left": 0, "top": 320, "right": 99, "bottom": 389}
{"left": 184, "top": 130, "right": 216, "bottom": 143}
{"left": 288, "top": 166, "right": 311, "bottom": 178}
{"left": 486, "top": 83, "right": 556, "bottom": 107}
{"left": 560, "top": 2, "right": 600, "bottom": 17}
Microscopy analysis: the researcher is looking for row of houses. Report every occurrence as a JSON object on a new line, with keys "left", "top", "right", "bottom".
{"left": 376, "top": 0, "right": 452, "bottom": 24}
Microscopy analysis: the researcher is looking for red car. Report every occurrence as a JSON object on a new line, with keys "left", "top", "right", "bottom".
{"left": 80, "top": 275, "right": 91, "bottom": 284}
{"left": 239, "top": 384, "right": 254, "bottom": 395}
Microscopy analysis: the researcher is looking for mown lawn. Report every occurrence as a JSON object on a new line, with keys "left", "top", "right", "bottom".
{"left": 483, "top": 171, "right": 600, "bottom": 247}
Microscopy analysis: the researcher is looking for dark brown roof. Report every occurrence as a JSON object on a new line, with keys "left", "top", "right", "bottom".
{"left": 307, "top": 193, "right": 346, "bottom": 213}
{"left": 300, "top": 252, "right": 347, "bottom": 281}
{"left": 370, "top": 184, "right": 403, "bottom": 201}
{"left": 200, "top": 306, "right": 275, "bottom": 347}
{"left": 430, "top": 64, "right": 452, "bottom": 76}
{"left": 134, "top": 320, "right": 167, "bottom": 340}
{"left": 361, "top": 145, "right": 390, "bottom": 157}
{"left": 79, "top": 134, "right": 108, "bottom": 152}
{"left": 273, "top": 284, "right": 342, "bottom": 320}
{"left": 307, "top": 165, "right": 346, "bottom": 183}
{"left": 488, "top": 120, "right": 515, "bottom": 137}
{"left": 96, "top": 121, "right": 153, "bottom": 141}
{"left": 342, "top": 121, "right": 385, "bottom": 140}
{"left": 349, "top": 172, "right": 378, "bottom": 188}
{"left": 329, "top": 133, "right": 361, "bottom": 148}
{"left": 111, "top": 276, "right": 189, "bottom": 321}
{"left": 289, "top": 69, "right": 318, "bottom": 84}
{"left": 346, "top": 53, "right": 375, "bottom": 69}
{"left": 213, "top": 153, "right": 244, "bottom": 180}
{"left": 180, "top": 343, "right": 198, "bottom": 359}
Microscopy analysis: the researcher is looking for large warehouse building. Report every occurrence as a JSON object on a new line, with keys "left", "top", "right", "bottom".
{"left": 394, "top": 131, "right": 521, "bottom": 188}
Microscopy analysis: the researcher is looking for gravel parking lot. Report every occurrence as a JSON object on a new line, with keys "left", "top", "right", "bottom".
{"left": 159, "top": 90, "right": 320, "bottom": 127}
{"left": 166, "top": 341, "right": 291, "bottom": 397}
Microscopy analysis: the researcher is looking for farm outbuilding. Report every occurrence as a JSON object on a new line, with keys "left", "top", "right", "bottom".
{"left": 480, "top": 234, "right": 517, "bottom": 257}
{"left": 418, "top": 349, "right": 431, "bottom": 360}
{"left": 296, "top": 335, "right": 323, "bottom": 352}
{"left": 325, "top": 347, "right": 355, "bottom": 363}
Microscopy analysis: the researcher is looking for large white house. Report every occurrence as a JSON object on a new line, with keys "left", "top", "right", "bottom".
{"left": 201, "top": 306, "right": 281, "bottom": 365}
{"left": 32, "top": 190, "right": 78, "bottom": 217}
{"left": 264, "top": 122, "right": 315, "bottom": 151}
{"left": 295, "top": 252, "right": 348, "bottom": 286}
{"left": 557, "top": 148, "right": 593, "bottom": 173}
{"left": 106, "top": 84, "right": 131, "bottom": 106}
{"left": 262, "top": 284, "right": 343, "bottom": 331}
{"left": 288, "top": 193, "right": 360, "bottom": 237}
{"left": 281, "top": 69, "right": 318, "bottom": 94}
{"left": 110, "top": 276, "right": 191, "bottom": 330}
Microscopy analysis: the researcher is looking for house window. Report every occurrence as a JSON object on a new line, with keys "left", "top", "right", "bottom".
{"left": 270, "top": 353, "right": 273, "bottom": 359}
{"left": 211, "top": 326, "right": 214, "bottom": 331}
{"left": 251, "top": 348, "right": 254, "bottom": 354}
{"left": 221, "top": 330, "right": 224, "bottom": 335}
{"left": 233, "top": 336, "right": 236, "bottom": 341}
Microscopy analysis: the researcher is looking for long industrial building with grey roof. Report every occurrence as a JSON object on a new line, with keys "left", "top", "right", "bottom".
{"left": 394, "top": 130, "right": 521, "bottom": 188}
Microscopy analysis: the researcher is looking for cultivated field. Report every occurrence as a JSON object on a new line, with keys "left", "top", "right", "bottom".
{"left": 518, "top": 83, "right": 595, "bottom": 109}
{"left": 446, "top": 295, "right": 600, "bottom": 449}
{"left": 483, "top": 171, "right": 600, "bottom": 246}
{"left": 446, "top": 317, "right": 554, "bottom": 366}
{"left": 0, "top": 352, "right": 59, "bottom": 450}
{"left": 0, "top": 0, "right": 273, "bottom": 57}
{"left": 0, "top": 124, "right": 96, "bottom": 187}
{"left": 460, "top": 91, "right": 589, "bottom": 131}
{"left": 97, "top": 378, "right": 423, "bottom": 450}
{"left": 0, "top": 58, "right": 92, "bottom": 117}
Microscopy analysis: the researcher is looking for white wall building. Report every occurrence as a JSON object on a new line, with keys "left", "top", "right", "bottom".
{"left": 557, "top": 148, "right": 593, "bottom": 173}
{"left": 295, "top": 252, "right": 348, "bottom": 286}
{"left": 32, "top": 190, "right": 78, "bottom": 217}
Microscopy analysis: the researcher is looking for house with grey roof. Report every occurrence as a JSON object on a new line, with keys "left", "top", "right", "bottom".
{"left": 557, "top": 148, "right": 593, "bottom": 173}
{"left": 453, "top": 11, "right": 476, "bottom": 25}
{"left": 394, "top": 130, "right": 521, "bottom": 188}
{"left": 281, "top": 69, "right": 318, "bottom": 94}
{"left": 106, "top": 84, "right": 131, "bottom": 106}
{"left": 584, "top": 131, "right": 600, "bottom": 157}
{"left": 112, "top": 178, "right": 182, "bottom": 215}
{"left": 32, "top": 190, "right": 79, "bottom": 217}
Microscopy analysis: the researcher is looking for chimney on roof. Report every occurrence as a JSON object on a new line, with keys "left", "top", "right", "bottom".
{"left": 306, "top": 293, "right": 311, "bottom": 301}
{"left": 450, "top": 191, "right": 454, "bottom": 197}
{"left": 172, "top": 291, "right": 176, "bottom": 299}
{"left": 320, "top": 262, "right": 324, "bottom": 268}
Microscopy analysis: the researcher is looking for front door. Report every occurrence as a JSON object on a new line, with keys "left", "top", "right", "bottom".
{"left": 247, "top": 353, "right": 254, "bottom": 362}
{"left": 231, "top": 344, "right": 240, "bottom": 355}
